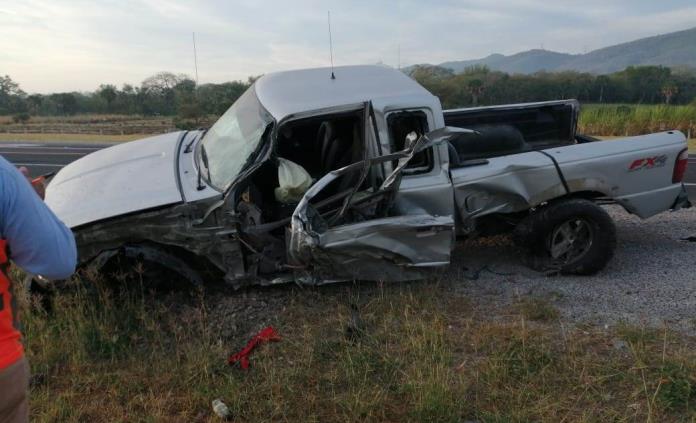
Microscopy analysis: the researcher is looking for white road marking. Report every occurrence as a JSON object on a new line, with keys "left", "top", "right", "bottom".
{"left": 12, "top": 163, "right": 64, "bottom": 167}
{"left": 0, "top": 144, "right": 102, "bottom": 150}
{"left": 0, "top": 151, "right": 85, "bottom": 156}
{"left": 0, "top": 144, "right": 100, "bottom": 151}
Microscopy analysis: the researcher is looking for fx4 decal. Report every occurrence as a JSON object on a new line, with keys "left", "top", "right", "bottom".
{"left": 628, "top": 155, "right": 667, "bottom": 172}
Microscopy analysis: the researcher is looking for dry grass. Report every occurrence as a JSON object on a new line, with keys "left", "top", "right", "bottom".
{"left": 15, "top": 270, "right": 696, "bottom": 423}
{"left": 0, "top": 114, "right": 175, "bottom": 137}
{"left": 0, "top": 133, "right": 145, "bottom": 142}
{"left": 0, "top": 114, "right": 169, "bottom": 125}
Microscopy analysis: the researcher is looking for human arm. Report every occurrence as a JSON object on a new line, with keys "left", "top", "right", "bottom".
{"left": 0, "top": 158, "right": 77, "bottom": 279}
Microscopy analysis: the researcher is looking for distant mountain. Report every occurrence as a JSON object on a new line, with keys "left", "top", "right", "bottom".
{"left": 440, "top": 50, "right": 575, "bottom": 74}
{"left": 430, "top": 26, "right": 696, "bottom": 75}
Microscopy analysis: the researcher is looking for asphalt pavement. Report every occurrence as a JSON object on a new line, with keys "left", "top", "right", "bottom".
{"left": 0, "top": 141, "right": 112, "bottom": 176}
{"left": 0, "top": 139, "right": 695, "bottom": 198}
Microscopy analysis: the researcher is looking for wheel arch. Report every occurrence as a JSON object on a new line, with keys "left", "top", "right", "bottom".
{"left": 85, "top": 241, "right": 208, "bottom": 287}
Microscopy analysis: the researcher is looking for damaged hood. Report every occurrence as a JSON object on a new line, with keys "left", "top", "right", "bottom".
{"left": 46, "top": 132, "right": 185, "bottom": 228}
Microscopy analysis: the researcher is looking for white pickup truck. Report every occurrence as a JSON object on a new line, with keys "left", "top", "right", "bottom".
{"left": 45, "top": 65, "right": 691, "bottom": 287}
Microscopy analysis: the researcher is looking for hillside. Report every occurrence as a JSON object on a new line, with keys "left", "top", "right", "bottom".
{"left": 440, "top": 50, "right": 575, "bottom": 74}
{"left": 433, "top": 26, "right": 696, "bottom": 74}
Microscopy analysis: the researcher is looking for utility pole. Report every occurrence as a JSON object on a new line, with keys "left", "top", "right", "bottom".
{"left": 397, "top": 44, "right": 401, "bottom": 70}
{"left": 192, "top": 32, "right": 199, "bottom": 85}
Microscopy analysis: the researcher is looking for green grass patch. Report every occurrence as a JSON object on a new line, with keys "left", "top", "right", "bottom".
{"left": 579, "top": 103, "right": 696, "bottom": 137}
{"left": 16, "top": 276, "right": 696, "bottom": 422}
{"left": 514, "top": 297, "right": 560, "bottom": 322}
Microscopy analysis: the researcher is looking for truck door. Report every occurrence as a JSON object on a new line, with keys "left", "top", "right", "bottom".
{"left": 287, "top": 128, "right": 465, "bottom": 283}
{"left": 386, "top": 109, "right": 455, "bottom": 218}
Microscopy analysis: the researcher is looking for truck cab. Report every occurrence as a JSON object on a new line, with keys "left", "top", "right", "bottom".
{"left": 45, "top": 65, "right": 690, "bottom": 287}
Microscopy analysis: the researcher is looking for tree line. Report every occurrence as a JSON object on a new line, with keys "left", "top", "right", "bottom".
{"left": 407, "top": 64, "right": 696, "bottom": 109}
{"left": 0, "top": 72, "right": 254, "bottom": 124}
{"left": 2, "top": 65, "right": 696, "bottom": 122}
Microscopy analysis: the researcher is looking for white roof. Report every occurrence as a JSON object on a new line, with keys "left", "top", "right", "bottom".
{"left": 254, "top": 65, "right": 435, "bottom": 120}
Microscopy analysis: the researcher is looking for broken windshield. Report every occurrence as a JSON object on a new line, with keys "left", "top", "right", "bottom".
{"left": 199, "top": 85, "right": 273, "bottom": 190}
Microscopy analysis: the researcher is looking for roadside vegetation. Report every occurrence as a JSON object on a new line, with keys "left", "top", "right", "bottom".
{"left": 2, "top": 67, "right": 696, "bottom": 146}
{"left": 16, "top": 269, "right": 695, "bottom": 422}
{"left": 579, "top": 104, "right": 696, "bottom": 138}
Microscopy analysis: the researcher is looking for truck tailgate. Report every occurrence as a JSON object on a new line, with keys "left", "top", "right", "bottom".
{"left": 543, "top": 131, "right": 688, "bottom": 218}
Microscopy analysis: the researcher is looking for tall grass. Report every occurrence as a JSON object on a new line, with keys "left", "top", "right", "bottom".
{"left": 579, "top": 104, "right": 696, "bottom": 137}
{"left": 15, "top": 271, "right": 696, "bottom": 422}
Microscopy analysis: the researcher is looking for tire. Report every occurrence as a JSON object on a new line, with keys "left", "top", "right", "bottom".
{"left": 513, "top": 198, "right": 617, "bottom": 275}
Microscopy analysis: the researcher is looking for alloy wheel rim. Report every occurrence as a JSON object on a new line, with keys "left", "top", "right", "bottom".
{"left": 548, "top": 218, "right": 594, "bottom": 264}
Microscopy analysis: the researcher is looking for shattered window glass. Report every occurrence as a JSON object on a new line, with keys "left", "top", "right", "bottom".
{"left": 201, "top": 86, "right": 273, "bottom": 190}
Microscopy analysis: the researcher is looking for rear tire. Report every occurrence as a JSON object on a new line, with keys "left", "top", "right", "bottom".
{"left": 513, "top": 198, "right": 616, "bottom": 275}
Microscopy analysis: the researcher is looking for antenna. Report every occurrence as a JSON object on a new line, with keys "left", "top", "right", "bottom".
{"left": 192, "top": 32, "right": 199, "bottom": 85}
{"left": 327, "top": 11, "right": 335, "bottom": 79}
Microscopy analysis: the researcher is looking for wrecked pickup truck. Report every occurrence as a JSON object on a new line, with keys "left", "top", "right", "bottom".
{"left": 45, "top": 65, "right": 691, "bottom": 287}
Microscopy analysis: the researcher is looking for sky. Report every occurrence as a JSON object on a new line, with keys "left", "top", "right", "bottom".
{"left": 2, "top": 0, "right": 696, "bottom": 93}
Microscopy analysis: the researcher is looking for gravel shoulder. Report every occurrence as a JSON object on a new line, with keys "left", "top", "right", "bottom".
{"left": 198, "top": 205, "right": 696, "bottom": 342}
{"left": 445, "top": 205, "right": 696, "bottom": 331}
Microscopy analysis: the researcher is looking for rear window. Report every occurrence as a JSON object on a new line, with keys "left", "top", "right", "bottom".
{"left": 387, "top": 110, "right": 432, "bottom": 174}
{"left": 444, "top": 103, "right": 576, "bottom": 149}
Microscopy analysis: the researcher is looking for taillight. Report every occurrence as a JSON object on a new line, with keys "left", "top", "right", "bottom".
{"left": 672, "top": 148, "right": 689, "bottom": 183}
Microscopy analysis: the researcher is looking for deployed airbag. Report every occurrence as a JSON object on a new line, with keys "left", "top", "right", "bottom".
{"left": 274, "top": 158, "right": 313, "bottom": 203}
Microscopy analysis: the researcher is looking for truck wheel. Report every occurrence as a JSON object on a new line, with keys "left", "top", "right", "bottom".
{"left": 513, "top": 198, "right": 616, "bottom": 275}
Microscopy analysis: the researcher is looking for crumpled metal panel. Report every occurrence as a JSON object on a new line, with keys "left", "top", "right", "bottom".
{"left": 289, "top": 127, "right": 467, "bottom": 280}
{"left": 450, "top": 151, "right": 563, "bottom": 231}
{"left": 74, "top": 198, "right": 247, "bottom": 287}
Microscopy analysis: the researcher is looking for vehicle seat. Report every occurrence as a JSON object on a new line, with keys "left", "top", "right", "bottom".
{"left": 315, "top": 121, "right": 363, "bottom": 198}
{"left": 450, "top": 124, "right": 529, "bottom": 160}
{"left": 318, "top": 121, "right": 354, "bottom": 173}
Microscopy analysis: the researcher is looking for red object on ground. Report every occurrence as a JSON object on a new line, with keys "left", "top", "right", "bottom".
{"left": 227, "top": 326, "right": 280, "bottom": 369}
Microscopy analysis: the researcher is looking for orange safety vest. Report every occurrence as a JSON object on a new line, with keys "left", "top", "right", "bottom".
{"left": 0, "top": 239, "right": 23, "bottom": 370}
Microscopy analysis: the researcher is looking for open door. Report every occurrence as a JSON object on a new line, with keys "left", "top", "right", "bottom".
{"left": 288, "top": 127, "right": 472, "bottom": 282}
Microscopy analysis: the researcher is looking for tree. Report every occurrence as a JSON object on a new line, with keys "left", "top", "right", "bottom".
{"left": 141, "top": 72, "right": 189, "bottom": 94}
{"left": 50, "top": 93, "right": 78, "bottom": 115}
{"left": 26, "top": 94, "right": 43, "bottom": 115}
{"left": 661, "top": 80, "right": 679, "bottom": 104}
{"left": 0, "top": 75, "right": 25, "bottom": 97}
{"left": 617, "top": 66, "right": 671, "bottom": 103}
{"left": 97, "top": 84, "right": 117, "bottom": 111}
{"left": 467, "top": 79, "right": 484, "bottom": 106}
{"left": 0, "top": 75, "right": 26, "bottom": 114}
{"left": 140, "top": 72, "right": 192, "bottom": 115}
{"left": 197, "top": 81, "right": 250, "bottom": 115}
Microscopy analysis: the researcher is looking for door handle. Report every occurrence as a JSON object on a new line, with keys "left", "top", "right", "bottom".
{"left": 456, "top": 158, "right": 489, "bottom": 168}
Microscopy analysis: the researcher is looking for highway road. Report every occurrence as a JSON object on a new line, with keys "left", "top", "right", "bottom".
{"left": 0, "top": 141, "right": 111, "bottom": 176}
{"left": 1, "top": 140, "right": 695, "bottom": 198}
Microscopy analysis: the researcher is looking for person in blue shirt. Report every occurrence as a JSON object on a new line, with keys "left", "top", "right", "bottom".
{"left": 0, "top": 155, "right": 76, "bottom": 423}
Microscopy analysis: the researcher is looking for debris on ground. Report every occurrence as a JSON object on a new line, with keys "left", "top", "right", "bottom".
{"left": 228, "top": 326, "right": 281, "bottom": 369}
{"left": 211, "top": 399, "right": 231, "bottom": 420}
